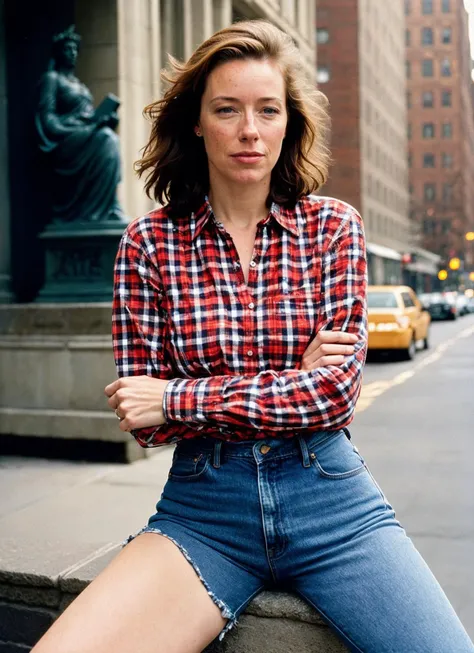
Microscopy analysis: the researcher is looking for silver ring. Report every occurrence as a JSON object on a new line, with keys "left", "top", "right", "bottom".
{"left": 115, "top": 409, "right": 122, "bottom": 420}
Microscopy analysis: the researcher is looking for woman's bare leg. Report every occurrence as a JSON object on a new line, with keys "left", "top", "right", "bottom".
{"left": 32, "top": 533, "right": 226, "bottom": 653}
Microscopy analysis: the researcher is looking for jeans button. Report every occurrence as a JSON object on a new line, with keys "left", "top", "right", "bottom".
{"left": 260, "top": 444, "right": 271, "bottom": 454}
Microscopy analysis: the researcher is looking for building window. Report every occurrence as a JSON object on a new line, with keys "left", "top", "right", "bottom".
{"left": 422, "top": 27, "right": 433, "bottom": 45}
{"left": 442, "top": 122, "right": 452, "bottom": 138}
{"left": 316, "top": 28, "right": 329, "bottom": 44}
{"left": 405, "top": 0, "right": 411, "bottom": 14}
{"left": 443, "top": 184, "right": 453, "bottom": 203}
{"left": 407, "top": 91, "right": 412, "bottom": 108}
{"left": 423, "top": 153, "right": 435, "bottom": 167}
{"left": 422, "top": 123, "right": 435, "bottom": 138}
{"left": 442, "top": 152, "right": 453, "bottom": 168}
{"left": 442, "top": 0, "right": 450, "bottom": 12}
{"left": 441, "top": 27, "right": 452, "bottom": 43}
{"left": 407, "top": 123, "right": 412, "bottom": 139}
{"left": 424, "top": 183, "right": 436, "bottom": 201}
{"left": 409, "top": 184, "right": 414, "bottom": 195}
{"left": 406, "top": 29, "right": 411, "bottom": 46}
{"left": 441, "top": 59, "right": 451, "bottom": 76}
{"left": 422, "top": 59, "right": 433, "bottom": 77}
{"left": 422, "top": 0, "right": 433, "bottom": 15}
{"left": 408, "top": 152, "right": 412, "bottom": 167}
{"left": 317, "top": 66, "right": 330, "bottom": 83}
{"left": 441, "top": 90, "right": 452, "bottom": 107}
{"left": 422, "top": 91, "right": 434, "bottom": 107}
{"left": 406, "top": 60, "right": 411, "bottom": 78}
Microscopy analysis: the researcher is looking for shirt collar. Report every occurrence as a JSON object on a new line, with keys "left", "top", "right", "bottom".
{"left": 188, "top": 196, "right": 300, "bottom": 242}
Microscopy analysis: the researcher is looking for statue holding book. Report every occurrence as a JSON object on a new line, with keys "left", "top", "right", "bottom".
{"left": 35, "top": 25, "right": 125, "bottom": 224}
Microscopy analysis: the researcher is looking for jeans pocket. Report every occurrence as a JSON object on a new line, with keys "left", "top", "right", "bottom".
{"left": 168, "top": 451, "right": 211, "bottom": 482}
{"left": 311, "top": 431, "right": 366, "bottom": 479}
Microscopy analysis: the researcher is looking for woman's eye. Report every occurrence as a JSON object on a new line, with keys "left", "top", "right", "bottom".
{"left": 262, "top": 107, "right": 279, "bottom": 115}
{"left": 216, "top": 107, "right": 235, "bottom": 114}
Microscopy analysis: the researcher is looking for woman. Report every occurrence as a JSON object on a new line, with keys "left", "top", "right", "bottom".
{"left": 33, "top": 20, "right": 473, "bottom": 653}
{"left": 36, "top": 25, "right": 124, "bottom": 223}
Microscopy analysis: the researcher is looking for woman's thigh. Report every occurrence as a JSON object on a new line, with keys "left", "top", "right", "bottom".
{"left": 284, "top": 436, "right": 474, "bottom": 652}
{"left": 31, "top": 533, "right": 226, "bottom": 653}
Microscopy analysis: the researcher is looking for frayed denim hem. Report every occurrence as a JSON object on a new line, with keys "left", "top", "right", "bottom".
{"left": 123, "top": 526, "right": 238, "bottom": 641}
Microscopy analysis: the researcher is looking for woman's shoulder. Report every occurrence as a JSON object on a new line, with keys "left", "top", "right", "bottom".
{"left": 300, "top": 195, "right": 361, "bottom": 220}
{"left": 121, "top": 206, "right": 176, "bottom": 248}
{"left": 298, "top": 195, "right": 364, "bottom": 248}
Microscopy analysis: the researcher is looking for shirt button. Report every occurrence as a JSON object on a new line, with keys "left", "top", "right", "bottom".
{"left": 250, "top": 260, "right": 257, "bottom": 267}
{"left": 248, "top": 302, "right": 255, "bottom": 309}
{"left": 247, "top": 350, "right": 254, "bottom": 357}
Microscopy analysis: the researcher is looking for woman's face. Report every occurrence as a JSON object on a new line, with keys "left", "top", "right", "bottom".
{"left": 198, "top": 58, "right": 288, "bottom": 191}
{"left": 60, "top": 40, "right": 78, "bottom": 68}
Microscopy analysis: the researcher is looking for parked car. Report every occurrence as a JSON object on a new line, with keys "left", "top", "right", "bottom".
{"left": 426, "top": 292, "right": 458, "bottom": 320}
{"left": 367, "top": 285, "right": 431, "bottom": 360}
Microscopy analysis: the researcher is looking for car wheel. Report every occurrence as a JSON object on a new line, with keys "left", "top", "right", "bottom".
{"left": 423, "top": 330, "right": 430, "bottom": 350}
{"left": 402, "top": 337, "right": 416, "bottom": 361}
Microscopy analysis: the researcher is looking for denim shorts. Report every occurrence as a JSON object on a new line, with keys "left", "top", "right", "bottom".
{"left": 126, "top": 430, "right": 474, "bottom": 652}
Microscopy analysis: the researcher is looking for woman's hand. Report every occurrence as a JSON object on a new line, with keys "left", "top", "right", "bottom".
{"left": 104, "top": 376, "right": 169, "bottom": 432}
{"left": 301, "top": 330, "right": 358, "bottom": 371}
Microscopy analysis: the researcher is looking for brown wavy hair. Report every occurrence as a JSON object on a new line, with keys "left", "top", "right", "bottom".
{"left": 135, "top": 20, "right": 331, "bottom": 217}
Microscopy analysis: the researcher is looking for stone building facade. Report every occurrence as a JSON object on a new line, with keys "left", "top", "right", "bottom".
{"left": 316, "top": 0, "right": 416, "bottom": 286}
{"left": 405, "top": 0, "right": 474, "bottom": 272}
{"left": 0, "top": 0, "right": 316, "bottom": 303}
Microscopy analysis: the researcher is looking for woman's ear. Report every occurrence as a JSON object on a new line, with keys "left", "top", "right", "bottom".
{"left": 194, "top": 125, "right": 202, "bottom": 137}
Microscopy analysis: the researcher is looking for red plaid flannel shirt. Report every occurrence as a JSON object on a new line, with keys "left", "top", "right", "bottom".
{"left": 112, "top": 196, "right": 368, "bottom": 447}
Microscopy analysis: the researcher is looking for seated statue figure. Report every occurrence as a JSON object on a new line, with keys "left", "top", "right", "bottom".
{"left": 35, "top": 25, "right": 125, "bottom": 223}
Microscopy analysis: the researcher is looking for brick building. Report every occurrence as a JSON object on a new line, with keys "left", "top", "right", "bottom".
{"left": 406, "top": 0, "right": 474, "bottom": 276}
{"left": 316, "top": 0, "right": 415, "bottom": 286}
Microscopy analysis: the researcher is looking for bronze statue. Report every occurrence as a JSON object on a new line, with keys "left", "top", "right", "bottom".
{"left": 35, "top": 26, "right": 125, "bottom": 224}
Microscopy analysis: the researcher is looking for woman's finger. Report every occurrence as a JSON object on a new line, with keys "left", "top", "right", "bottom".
{"left": 309, "top": 354, "right": 346, "bottom": 369}
{"left": 302, "top": 343, "right": 355, "bottom": 366}
{"left": 107, "top": 395, "right": 119, "bottom": 410}
{"left": 303, "top": 330, "right": 358, "bottom": 357}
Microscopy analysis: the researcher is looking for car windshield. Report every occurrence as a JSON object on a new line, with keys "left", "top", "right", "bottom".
{"left": 367, "top": 291, "right": 398, "bottom": 308}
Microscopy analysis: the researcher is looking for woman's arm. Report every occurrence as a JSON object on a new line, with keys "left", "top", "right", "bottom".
{"left": 162, "top": 208, "right": 367, "bottom": 432}
{"left": 110, "top": 230, "right": 199, "bottom": 446}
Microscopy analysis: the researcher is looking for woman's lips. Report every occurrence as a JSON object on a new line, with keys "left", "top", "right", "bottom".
{"left": 231, "top": 153, "right": 264, "bottom": 164}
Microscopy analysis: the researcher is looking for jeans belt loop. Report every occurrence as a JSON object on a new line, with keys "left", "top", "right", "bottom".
{"left": 213, "top": 440, "right": 223, "bottom": 468}
{"left": 342, "top": 427, "right": 351, "bottom": 440}
{"left": 297, "top": 435, "right": 311, "bottom": 468}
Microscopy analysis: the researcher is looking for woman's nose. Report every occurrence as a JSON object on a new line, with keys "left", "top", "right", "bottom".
{"left": 239, "top": 115, "right": 259, "bottom": 141}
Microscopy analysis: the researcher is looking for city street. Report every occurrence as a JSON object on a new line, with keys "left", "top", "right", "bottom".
{"left": 352, "top": 313, "right": 474, "bottom": 638}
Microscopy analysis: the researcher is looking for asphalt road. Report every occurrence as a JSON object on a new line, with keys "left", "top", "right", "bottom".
{"left": 351, "top": 313, "right": 474, "bottom": 639}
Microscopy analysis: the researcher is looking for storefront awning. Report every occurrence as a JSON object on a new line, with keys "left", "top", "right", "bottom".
{"left": 366, "top": 242, "right": 402, "bottom": 261}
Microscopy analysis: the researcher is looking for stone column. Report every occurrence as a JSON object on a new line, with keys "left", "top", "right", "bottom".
{"left": 0, "top": 1, "right": 12, "bottom": 303}
{"left": 116, "top": 0, "right": 157, "bottom": 219}
{"left": 212, "top": 0, "right": 232, "bottom": 31}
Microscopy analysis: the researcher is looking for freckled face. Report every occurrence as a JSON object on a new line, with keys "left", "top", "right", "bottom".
{"left": 197, "top": 58, "right": 288, "bottom": 190}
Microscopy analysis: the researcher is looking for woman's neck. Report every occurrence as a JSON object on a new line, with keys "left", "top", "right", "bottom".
{"left": 208, "top": 184, "right": 269, "bottom": 230}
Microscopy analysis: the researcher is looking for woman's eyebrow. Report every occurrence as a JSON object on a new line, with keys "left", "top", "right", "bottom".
{"left": 209, "top": 96, "right": 283, "bottom": 104}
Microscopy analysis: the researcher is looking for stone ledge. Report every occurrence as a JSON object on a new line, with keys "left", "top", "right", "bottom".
{"left": 0, "top": 540, "right": 349, "bottom": 652}
{"left": 0, "top": 304, "right": 112, "bottom": 336}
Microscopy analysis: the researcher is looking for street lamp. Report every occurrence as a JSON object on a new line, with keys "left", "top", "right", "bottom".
{"left": 448, "top": 257, "right": 461, "bottom": 271}
{"left": 438, "top": 269, "right": 448, "bottom": 281}
{"left": 466, "top": 232, "right": 474, "bottom": 241}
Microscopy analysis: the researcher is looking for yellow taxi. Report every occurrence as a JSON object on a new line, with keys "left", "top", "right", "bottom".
{"left": 367, "top": 285, "right": 431, "bottom": 360}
